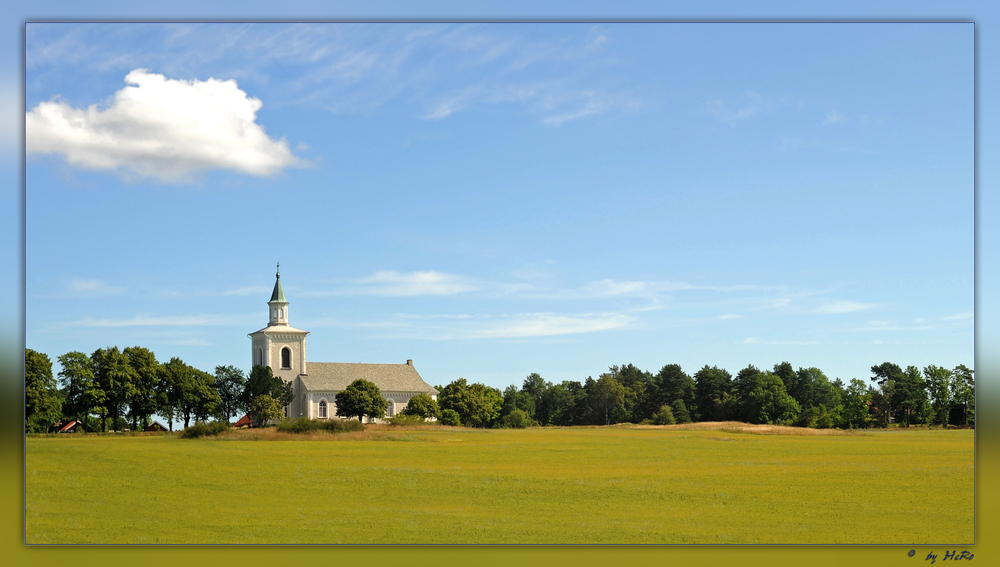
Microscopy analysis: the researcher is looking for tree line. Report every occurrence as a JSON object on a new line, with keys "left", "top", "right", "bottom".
{"left": 26, "top": 346, "right": 975, "bottom": 433}
{"left": 24, "top": 347, "right": 294, "bottom": 433}
{"left": 416, "top": 361, "right": 974, "bottom": 429}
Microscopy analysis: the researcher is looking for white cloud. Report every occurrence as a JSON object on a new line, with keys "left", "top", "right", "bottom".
{"left": 815, "top": 300, "right": 876, "bottom": 314}
{"left": 542, "top": 91, "right": 614, "bottom": 126}
{"left": 582, "top": 279, "right": 651, "bottom": 296}
{"left": 66, "top": 278, "right": 119, "bottom": 295}
{"left": 468, "top": 312, "right": 633, "bottom": 339}
{"left": 742, "top": 337, "right": 820, "bottom": 345}
{"left": 355, "top": 270, "right": 476, "bottom": 296}
{"left": 26, "top": 69, "right": 305, "bottom": 182}
{"left": 824, "top": 110, "right": 845, "bottom": 124}
{"left": 718, "top": 314, "right": 742, "bottom": 319}
{"left": 942, "top": 312, "right": 973, "bottom": 321}
{"left": 223, "top": 285, "right": 271, "bottom": 297}
{"left": 68, "top": 314, "right": 239, "bottom": 327}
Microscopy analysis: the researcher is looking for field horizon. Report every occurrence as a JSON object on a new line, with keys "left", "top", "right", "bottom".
{"left": 26, "top": 423, "right": 974, "bottom": 545}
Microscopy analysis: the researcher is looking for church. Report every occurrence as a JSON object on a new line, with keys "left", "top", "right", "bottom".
{"left": 248, "top": 265, "right": 438, "bottom": 422}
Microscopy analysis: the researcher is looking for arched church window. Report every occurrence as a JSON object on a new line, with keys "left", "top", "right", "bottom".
{"left": 255, "top": 347, "right": 262, "bottom": 366}
{"left": 387, "top": 401, "right": 395, "bottom": 417}
{"left": 319, "top": 400, "right": 328, "bottom": 418}
{"left": 281, "top": 347, "right": 291, "bottom": 369}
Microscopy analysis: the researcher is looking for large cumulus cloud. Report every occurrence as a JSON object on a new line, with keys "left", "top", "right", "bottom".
{"left": 26, "top": 69, "right": 305, "bottom": 181}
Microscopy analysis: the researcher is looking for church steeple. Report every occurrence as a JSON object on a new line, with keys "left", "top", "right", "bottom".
{"left": 268, "top": 262, "right": 289, "bottom": 326}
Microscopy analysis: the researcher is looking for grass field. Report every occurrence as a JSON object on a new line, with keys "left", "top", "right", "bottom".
{"left": 25, "top": 423, "right": 974, "bottom": 544}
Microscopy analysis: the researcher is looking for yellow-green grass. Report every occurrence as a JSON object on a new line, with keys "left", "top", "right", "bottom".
{"left": 25, "top": 424, "right": 973, "bottom": 544}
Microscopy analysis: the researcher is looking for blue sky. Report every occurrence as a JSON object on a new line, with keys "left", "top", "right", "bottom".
{"left": 22, "top": 19, "right": 975, "bottom": 397}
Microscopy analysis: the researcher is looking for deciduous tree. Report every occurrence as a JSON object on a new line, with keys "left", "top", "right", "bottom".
{"left": 26, "top": 349, "right": 62, "bottom": 433}
{"left": 401, "top": 393, "right": 440, "bottom": 420}
{"left": 335, "top": 379, "right": 388, "bottom": 422}
{"left": 57, "top": 351, "right": 99, "bottom": 426}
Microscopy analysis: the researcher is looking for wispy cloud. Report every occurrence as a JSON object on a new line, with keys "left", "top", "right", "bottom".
{"left": 741, "top": 337, "right": 821, "bottom": 345}
{"left": 942, "top": 312, "right": 973, "bottom": 321}
{"left": 815, "top": 300, "right": 876, "bottom": 314}
{"left": 66, "top": 314, "right": 241, "bottom": 327}
{"left": 304, "top": 270, "right": 478, "bottom": 297}
{"left": 468, "top": 312, "right": 633, "bottom": 338}
{"left": 824, "top": 110, "right": 845, "bottom": 124}
{"left": 223, "top": 285, "right": 271, "bottom": 297}
{"left": 718, "top": 314, "right": 742, "bottom": 319}
{"left": 27, "top": 69, "right": 306, "bottom": 182}
{"left": 66, "top": 278, "right": 119, "bottom": 296}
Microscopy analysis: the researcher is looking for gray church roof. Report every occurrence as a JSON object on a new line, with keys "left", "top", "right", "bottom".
{"left": 270, "top": 264, "right": 287, "bottom": 303}
{"left": 300, "top": 362, "right": 438, "bottom": 395}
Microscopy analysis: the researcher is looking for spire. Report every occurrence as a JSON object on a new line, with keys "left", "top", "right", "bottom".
{"left": 270, "top": 262, "right": 287, "bottom": 303}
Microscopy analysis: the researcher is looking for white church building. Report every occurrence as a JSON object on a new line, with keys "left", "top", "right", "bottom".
{"left": 248, "top": 265, "right": 438, "bottom": 422}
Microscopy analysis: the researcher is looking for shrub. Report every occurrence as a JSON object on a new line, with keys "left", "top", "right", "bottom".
{"left": 652, "top": 405, "right": 676, "bottom": 425}
{"left": 276, "top": 417, "right": 365, "bottom": 434}
{"left": 180, "top": 420, "right": 231, "bottom": 439}
{"left": 500, "top": 409, "right": 535, "bottom": 429}
{"left": 440, "top": 409, "right": 461, "bottom": 426}
{"left": 386, "top": 414, "right": 427, "bottom": 426}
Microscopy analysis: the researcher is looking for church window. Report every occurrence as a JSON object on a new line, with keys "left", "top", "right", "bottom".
{"left": 255, "top": 347, "right": 262, "bottom": 366}
{"left": 281, "top": 347, "right": 291, "bottom": 369}
{"left": 387, "top": 401, "right": 395, "bottom": 417}
{"left": 319, "top": 400, "right": 328, "bottom": 418}
{"left": 283, "top": 405, "right": 288, "bottom": 418}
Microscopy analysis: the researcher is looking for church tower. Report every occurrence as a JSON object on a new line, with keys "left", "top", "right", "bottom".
{"left": 268, "top": 263, "right": 290, "bottom": 326}
{"left": 248, "top": 264, "right": 310, "bottom": 417}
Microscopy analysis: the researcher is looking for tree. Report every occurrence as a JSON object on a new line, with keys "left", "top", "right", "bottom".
{"left": 401, "top": 393, "right": 440, "bottom": 420}
{"left": 923, "top": 365, "right": 953, "bottom": 428}
{"left": 335, "top": 379, "right": 389, "bottom": 422}
{"left": 156, "top": 358, "right": 187, "bottom": 432}
{"left": 651, "top": 404, "right": 676, "bottom": 425}
{"left": 541, "top": 381, "right": 577, "bottom": 426}
{"left": 588, "top": 374, "right": 627, "bottom": 425}
{"left": 609, "top": 364, "right": 653, "bottom": 422}
{"left": 840, "top": 378, "right": 872, "bottom": 429}
{"left": 694, "top": 365, "right": 732, "bottom": 422}
{"left": 773, "top": 361, "right": 797, "bottom": 394}
{"left": 892, "top": 366, "right": 929, "bottom": 427}
{"left": 214, "top": 365, "right": 247, "bottom": 422}
{"left": 501, "top": 384, "right": 536, "bottom": 420}
{"left": 437, "top": 378, "right": 471, "bottom": 424}
{"left": 743, "top": 372, "right": 800, "bottom": 425}
{"left": 951, "top": 365, "right": 975, "bottom": 426}
{"left": 521, "top": 373, "right": 549, "bottom": 422}
{"left": 57, "top": 351, "right": 99, "bottom": 426}
{"left": 251, "top": 395, "right": 283, "bottom": 425}
{"left": 26, "top": 349, "right": 62, "bottom": 433}
{"left": 465, "top": 383, "right": 503, "bottom": 427}
{"left": 123, "top": 346, "right": 159, "bottom": 430}
{"left": 438, "top": 379, "right": 502, "bottom": 427}
{"left": 500, "top": 409, "right": 534, "bottom": 429}
{"left": 670, "top": 399, "right": 692, "bottom": 424}
{"left": 870, "top": 362, "right": 902, "bottom": 426}
{"left": 439, "top": 409, "right": 461, "bottom": 426}
{"left": 192, "top": 369, "right": 222, "bottom": 423}
{"left": 651, "top": 364, "right": 695, "bottom": 421}
{"left": 731, "top": 364, "right": 763, "bottom": 422}
{"left": 242, "top": 365, "right": 294, "bottom": 426}
{"left": 91, "top": 347, "right": 136, "bottom": 432}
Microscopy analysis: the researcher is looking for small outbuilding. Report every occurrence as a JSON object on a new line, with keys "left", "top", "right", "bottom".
{"left": 233, "top": 414, "right": 253, "bottom": 429}
{"left": 144, "top": 421, "right": 168, "bottom": 432}
{"left": 56, "top": 420, "right": 83, "bottom": 433}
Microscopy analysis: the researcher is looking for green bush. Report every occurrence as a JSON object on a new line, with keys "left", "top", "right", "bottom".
{"left": 652, "top": 405, "right": 676, "bottom": 425}
{"left": 500, "top": 409, "right": 535, "bottom": 429}
{"left": 386, "top": 414, "right": 427, "bottom": 426}
{"left": 276, "top": 417, "right": 364, "bottom": 434}
{"left": 180, "top": 420, "right": 231, "bottom": 439}
{"left": 440, "top": 409, "right": 462, "bottom": 426}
